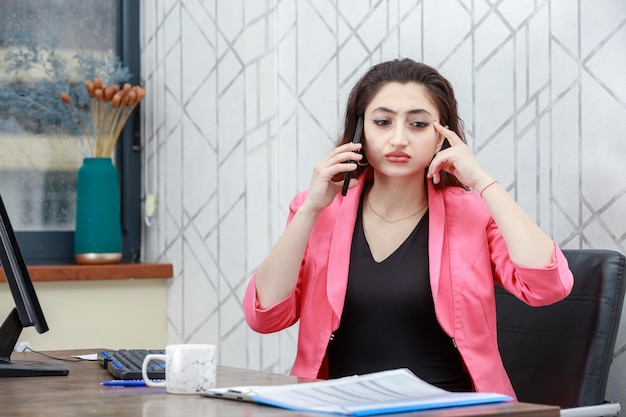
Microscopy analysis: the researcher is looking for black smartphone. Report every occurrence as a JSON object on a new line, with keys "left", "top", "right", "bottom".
{"left": 341, "top": 115, "right": 364, "bottom": 196}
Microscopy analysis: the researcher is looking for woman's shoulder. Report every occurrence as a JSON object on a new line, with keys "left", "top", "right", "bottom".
{"left": 436, "top": 185, "right": 490, "bottom": 218}
{"left": 440, "top": 185, "right": 482, "bottom": 202}
{"left": 290, "top": 190, "right": 308, "bottom": 207}
{"left": 289, "top": 189, "right": 353, "bottom": 213}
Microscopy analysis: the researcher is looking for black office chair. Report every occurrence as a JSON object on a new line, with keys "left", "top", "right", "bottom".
{"left": 496, "top": 249, "right": 626, "bottom": 417}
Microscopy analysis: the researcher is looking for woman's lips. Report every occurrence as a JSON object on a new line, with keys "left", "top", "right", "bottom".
{"left": 385, "top": 152, "right": 410, "bottom": 163}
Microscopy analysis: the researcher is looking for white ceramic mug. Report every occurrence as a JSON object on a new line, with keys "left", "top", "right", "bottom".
{"left": 141, "top": 344, "right": 217, "bottom": 394}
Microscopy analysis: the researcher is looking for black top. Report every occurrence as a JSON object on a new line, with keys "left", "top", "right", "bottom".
{"left": 327, "top": 195, "right": 472, "bottom": 392}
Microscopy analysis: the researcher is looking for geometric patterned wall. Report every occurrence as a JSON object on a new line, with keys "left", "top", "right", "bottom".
{"left": 140, "top": 0, "right": 626, "bottom": 404}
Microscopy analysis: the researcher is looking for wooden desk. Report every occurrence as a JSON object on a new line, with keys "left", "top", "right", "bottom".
{"left": 2, "top": 349, "right": 560, "bottom": 417}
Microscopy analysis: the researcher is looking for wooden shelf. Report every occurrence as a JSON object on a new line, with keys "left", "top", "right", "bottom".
{"left": 0, "top": 263, "right": 173, "bottom": 282}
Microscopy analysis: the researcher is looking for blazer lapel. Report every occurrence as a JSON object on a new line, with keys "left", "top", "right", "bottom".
{"left": 427, "top": 181, "right": 455, "bottom": 337}
{"left": 326, "top": 178, "right": 364, "bottom": 322}
{"left": 427, "top": 181, "right": 445, "bottom": 310}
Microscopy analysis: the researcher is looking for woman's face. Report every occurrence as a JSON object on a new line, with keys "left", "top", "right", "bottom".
{"left": 363, "top": 81, "right": 444, "bottom": 180}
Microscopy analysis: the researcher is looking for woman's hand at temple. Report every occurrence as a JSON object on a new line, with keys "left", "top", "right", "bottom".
{"left": 427, "top": 121, "right": 494, "bottom": 193}
{"left": 428, "top": 121, "right": 554, "bottom": 267}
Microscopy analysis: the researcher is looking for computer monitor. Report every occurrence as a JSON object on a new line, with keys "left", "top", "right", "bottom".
{"left": 0, "top": 193, "right": 68, "bottom": 377}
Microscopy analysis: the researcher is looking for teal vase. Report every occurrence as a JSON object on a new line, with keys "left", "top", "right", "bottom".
{"left": 74, "top": 157, "right": 122, "bottom": 264}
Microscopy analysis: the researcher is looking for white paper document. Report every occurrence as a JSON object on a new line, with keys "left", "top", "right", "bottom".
{"left": 203, "top": 368, "right": 513, "bottom": 416}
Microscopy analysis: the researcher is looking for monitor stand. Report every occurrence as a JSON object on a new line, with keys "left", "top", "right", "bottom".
{"left": 0, "top": 308, "right": 68, "bottom": 377}
{"left": 0, "top": 359, "right": 68, "bottom": 377}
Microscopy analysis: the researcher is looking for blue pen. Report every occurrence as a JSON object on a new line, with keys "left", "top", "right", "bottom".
{"left": 102, "top": 379, "right": 163, "bottom": 387}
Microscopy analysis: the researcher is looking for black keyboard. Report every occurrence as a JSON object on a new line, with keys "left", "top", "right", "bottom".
{"left": 97, "top": 349, "right": 165, "bottom": 380}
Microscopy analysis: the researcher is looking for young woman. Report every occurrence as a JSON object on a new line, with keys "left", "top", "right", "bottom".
{"left": 243, "top": 59, "right": 573, "bottom": 398}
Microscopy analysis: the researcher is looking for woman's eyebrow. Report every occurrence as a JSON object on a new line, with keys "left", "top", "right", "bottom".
{"left": 371, "top": 106, "right": 434, "bottom": 117}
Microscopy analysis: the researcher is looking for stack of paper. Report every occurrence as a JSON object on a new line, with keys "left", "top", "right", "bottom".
{"left": 204, "top": 368, "right": 513, "bottom": 416}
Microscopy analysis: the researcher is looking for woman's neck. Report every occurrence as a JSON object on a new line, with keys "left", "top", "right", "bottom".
{"left": 366, "top": 175, "right": 428, "bottom": 218}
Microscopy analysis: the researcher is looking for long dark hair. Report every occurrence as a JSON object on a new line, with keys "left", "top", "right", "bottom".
{"left": 337, "top": 58, "right": 466, "bottom": 189}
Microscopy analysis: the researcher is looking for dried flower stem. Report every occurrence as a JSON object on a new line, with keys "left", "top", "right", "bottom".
{"left": 60, "top": 92, "right": 94, "bottom": 157}
{"left": 61, "top": 78, "right": 145, "bottom": 158}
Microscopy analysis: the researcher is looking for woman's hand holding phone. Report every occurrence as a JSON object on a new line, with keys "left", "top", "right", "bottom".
{"left": 302, "top": 124, "right": 363, "bottom": 214}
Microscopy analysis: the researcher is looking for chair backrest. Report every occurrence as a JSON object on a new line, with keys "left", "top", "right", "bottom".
{"left": 496, "top": 249, "right": 626, "bottom": 408}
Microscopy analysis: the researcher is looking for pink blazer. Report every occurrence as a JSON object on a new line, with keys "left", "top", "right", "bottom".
{"left": 243, "top": 176, "right": 574, "bottom": 398}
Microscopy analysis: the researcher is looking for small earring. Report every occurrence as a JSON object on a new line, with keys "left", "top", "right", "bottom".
{"left": 357, "top": 151, "right": 369, "bottom": 166}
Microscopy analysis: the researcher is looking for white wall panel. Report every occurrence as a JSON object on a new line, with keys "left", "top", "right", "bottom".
{"left": 141, "top": 0, "right": 626, "bottom": 406}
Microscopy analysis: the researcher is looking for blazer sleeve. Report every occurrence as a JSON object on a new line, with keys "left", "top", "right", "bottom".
{"left": 242, "top": 191, "right": 308, "bottom": 333}
{"left": 487, "top": 217, "right": 574, "bottom": 306}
